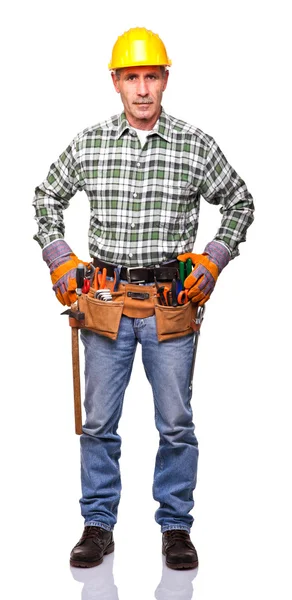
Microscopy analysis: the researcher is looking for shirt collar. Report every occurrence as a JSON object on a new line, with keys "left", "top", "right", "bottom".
{"left": 115, "top": 107, "right": 172, "bottom": 143}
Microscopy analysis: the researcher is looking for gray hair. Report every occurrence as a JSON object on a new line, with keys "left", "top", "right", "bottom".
{"left": 114, "top": 66, "right": 167, "bottom": 80}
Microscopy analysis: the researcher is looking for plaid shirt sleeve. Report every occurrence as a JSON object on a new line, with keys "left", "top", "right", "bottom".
{"left": 33, "top": 139, "right": 84, "bottom": 248}
{"left": 200, "top": 137, "right": 255, "bottom": 258}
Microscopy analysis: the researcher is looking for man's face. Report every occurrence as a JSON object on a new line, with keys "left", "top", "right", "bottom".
{"left": 111, "top": 65, "right": 169, "bottom": 130}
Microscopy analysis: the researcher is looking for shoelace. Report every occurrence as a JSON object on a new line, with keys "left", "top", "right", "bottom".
{"left": 165, "top": 530, "right": 189, "bottom": 541}
{"left": 80, "top": 526, "right": 104, "bottom": 547}
{"left": 164, "top": 530, "right": 191, "bottom": 548}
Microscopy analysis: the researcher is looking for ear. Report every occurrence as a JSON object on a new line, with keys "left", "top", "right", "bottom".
{"left": 162, "top": 69, "right": 169, "bottom": 92}
{"left": 111, "top": 72, "right": 120, "bottom": 94}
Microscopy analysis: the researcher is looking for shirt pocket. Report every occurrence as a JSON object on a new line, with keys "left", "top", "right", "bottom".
{"left": 157, "top": 181, "right": 189, "bottom": 230}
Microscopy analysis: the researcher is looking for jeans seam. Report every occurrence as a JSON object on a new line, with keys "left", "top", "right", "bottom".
{"left": 161, "top": 525, "right": 190, "bottom": 533}
{"left": 84, "top": 521, "right": 112, "bottom": 531}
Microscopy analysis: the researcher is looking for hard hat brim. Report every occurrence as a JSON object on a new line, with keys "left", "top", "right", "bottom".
{"left": 108, "top": 60, "right": 172, "bottom": 70}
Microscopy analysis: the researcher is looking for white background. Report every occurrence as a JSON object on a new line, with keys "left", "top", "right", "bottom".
{"left": 1, "top": 1, "right": 291, "bottom": 599}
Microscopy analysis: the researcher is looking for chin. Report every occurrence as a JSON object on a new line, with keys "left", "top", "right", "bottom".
{"left": 136, "top": 109, "right": 153, "bottom": 120}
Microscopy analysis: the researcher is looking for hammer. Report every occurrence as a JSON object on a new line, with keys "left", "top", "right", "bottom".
{"left": 62, "top": 265, "right": 85, "bottom": 434}
{"left": 71, "top": 264, "right": 86, "bottom": 434}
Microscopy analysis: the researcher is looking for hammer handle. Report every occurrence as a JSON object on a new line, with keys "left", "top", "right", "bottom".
{"left": 71, "top": 327, "right": 83, "bottom": 434}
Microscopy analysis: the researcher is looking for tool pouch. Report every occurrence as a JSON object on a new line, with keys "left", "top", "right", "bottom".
{"left": 154, "top": 300, "right": 198, "bottom": 342}
{"left": 77, "top": 288, "right": 125, "bottom": 340}
{"left": 122, "top": 283, "right": 156, "bottom": 318}
{"left": 68, "top": 281, "right": 199, "bottom": 342}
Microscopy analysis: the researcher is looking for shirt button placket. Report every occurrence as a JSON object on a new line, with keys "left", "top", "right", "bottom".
{"left": 129, "top": 152, "right": 142, "bottom": 262}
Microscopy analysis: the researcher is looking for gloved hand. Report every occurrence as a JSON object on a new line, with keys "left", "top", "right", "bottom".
{"left": 177, "top": 241, "right": 230, "bottom": 305}
{"left": 43, "top": 240, "right": 90, "bottom": 306}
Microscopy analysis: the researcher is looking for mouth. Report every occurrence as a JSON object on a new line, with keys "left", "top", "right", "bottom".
{"left": 133, "top": 101, "right": 153, "bottom": 106}
{"left": 134, "top": 103, "right": 153, "bottom": 112}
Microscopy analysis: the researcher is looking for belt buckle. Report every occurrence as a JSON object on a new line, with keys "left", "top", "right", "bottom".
{"left": 126, "top": 267, "right": 145, "bottom": 284}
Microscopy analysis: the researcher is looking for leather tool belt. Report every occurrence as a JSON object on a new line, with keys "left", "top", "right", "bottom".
{"left": 72, "top": 284, "right": 198, "bottom": 343}
{"left": 92, "top": 257, "right": 179, "bottom": 283}
{"left": 69, "top": 260, "right": 199, "bottom": 342}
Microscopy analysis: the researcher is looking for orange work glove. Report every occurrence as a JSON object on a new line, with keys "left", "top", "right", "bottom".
{"left": 177, "top": 241, "right": 230, "bottom": 305}
{"left": 43, "top": 240, "right": 90, "bottom": 306}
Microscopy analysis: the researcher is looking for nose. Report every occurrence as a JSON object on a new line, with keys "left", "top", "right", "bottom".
{"left": 137, "top": 77, "right": 148, "bottom": 96}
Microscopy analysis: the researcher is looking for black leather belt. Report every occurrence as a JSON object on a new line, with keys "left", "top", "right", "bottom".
{"left": 92, "top": 258, "right": 179, "bottom": 283}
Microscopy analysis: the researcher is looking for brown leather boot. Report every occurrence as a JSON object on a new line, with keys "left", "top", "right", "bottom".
{"left": 162, "top": 530, "right": 198, "bottom": 570}
{"left": 70, "top": 526, "right": 114, "bottom": 568}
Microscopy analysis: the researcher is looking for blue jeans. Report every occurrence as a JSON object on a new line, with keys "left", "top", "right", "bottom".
{"left": 80, "top": 315, "right": 199, "bottom": 533}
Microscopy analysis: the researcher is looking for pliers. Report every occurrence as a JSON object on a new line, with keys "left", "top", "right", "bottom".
{"left": 154, "top": 277, "right": 170, "bottom": 306}
{"left": 94, "top": 267, "right": 107, "bottom": 290}
{"left": 179, "top": 258, "right": 193, "bottom": 286}
{"left": 177, "top": 289, "right": 189, "bottom": 304}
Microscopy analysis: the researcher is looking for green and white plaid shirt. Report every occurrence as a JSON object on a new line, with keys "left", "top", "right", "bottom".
{"left": 33, "top": 108, "right": 254, "bottom": 266}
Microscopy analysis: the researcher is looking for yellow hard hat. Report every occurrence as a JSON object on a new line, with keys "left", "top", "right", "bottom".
{"left": 108, "top": 27, "right": 172, "bottom": 70}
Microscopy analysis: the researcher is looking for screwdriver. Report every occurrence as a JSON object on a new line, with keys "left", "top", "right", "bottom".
{"left": 76, "top": 264, "right": 85, "bottom": 296}
{"left": 171, "top": 278, "right": 178, "bottom": 306}
{"left": 179, "top": 261, "right": 185, "bottom": 286}
{"left": 186, "top": 258, "right": 193, "bottom": 277}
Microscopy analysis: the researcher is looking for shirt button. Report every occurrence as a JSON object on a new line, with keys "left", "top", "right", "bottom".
{"left": 131, "top": 223, "right": 135, "bottom": 228}
{"left": 129, "top": 253, "right": 133, "bottom": 258}
{"left": 133, "top": 192, "right": 137, "bottom": 198}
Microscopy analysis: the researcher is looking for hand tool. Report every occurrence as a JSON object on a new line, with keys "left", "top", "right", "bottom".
{"left": 70, "top": 262, "right": 87, "bottom": 434}
{"left": 94, "top": 289, "right": 113, "bottom": 301}
{"left": 171, "top": 278, "right": 178, "bottom": 307}
{"left": 154, "top": 277, "right": 167, "bottom": 305}
{"left": 62, "top": 264, "right": 93, "bottom": 435}
{"left": 93, "top": 267, "right": 108, "bottom": 290}
{"left": 179, "top": 261, "right": 185, "bottom": 286}
{"left": 82, "top": 264, "right": 95, "bottom": 293}
{"left": 189, "top": 305, "right": 206, "bottom": 391}
{"left": 98, "top": 267, "right": 107, "bottom": 289}
{"left": 65, "top": 279, "right": 84, "bottom": 434}
{"left": 71, "top": 325, "right": 83, "bottom": 434}
{"left": 179, "top": 257, "right": 193, "bottom": 286}
{"left": 177, "top": 289, "right": 189, "bottom": 304}
{"left": 162, "top": 285, "right": 170, "bottom": 306}
{"left": 93, "top": 268, "right": 100, "bottom": 290}
{"left": 76, "top": 264, "right": 85, "bottom": 296}
{"left": 61, "top": 307, "right": 85, "bottom": 320}
{"left": 82, "top": 279, "right": 90, "bottom": 294}
{"left": 186, "top": 258, "right": 193, "bottom": 276}
{"left": 157, "top": 288, "right": 167, "bottom": 305}
{"left": 113, "top": 266, "right": 121, "bottom": 292}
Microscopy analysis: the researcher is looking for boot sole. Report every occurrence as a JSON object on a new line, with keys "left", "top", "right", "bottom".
{"left": 162, "top": 548, "right": 198, "bottom": 570}
{"left": 70, "top": 542, "right": 115, "bottom": 568}
{"left": 165, "top": 559, "right": 198, "bottom": 570}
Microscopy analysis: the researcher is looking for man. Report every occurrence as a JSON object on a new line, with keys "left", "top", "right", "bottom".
{"left": 33, "top": 27, "right": 254, "bottom": 570}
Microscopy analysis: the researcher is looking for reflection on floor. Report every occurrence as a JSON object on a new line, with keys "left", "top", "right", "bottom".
{"left": 70, "top": 552, "right": 198, "bottom": 600}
